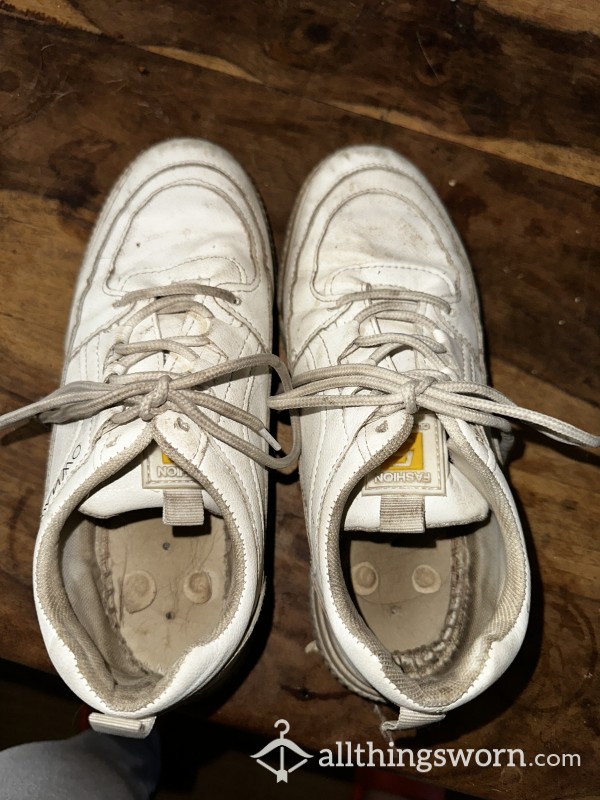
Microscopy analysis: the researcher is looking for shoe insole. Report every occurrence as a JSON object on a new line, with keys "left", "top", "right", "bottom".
{"left": 97, "top": 514, "right": 227, "bottom": 674}
{"left": 347, "top": 535, "right": 453, "bottom": 654}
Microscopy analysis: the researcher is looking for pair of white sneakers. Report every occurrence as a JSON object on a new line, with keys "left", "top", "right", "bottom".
{"left": 1, "top": 140, "right": 596, "bottom": 738}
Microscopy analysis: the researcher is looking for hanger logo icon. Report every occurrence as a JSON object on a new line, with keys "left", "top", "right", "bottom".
{"left": 251, "top": 719, "right": 313, "bottom": 782}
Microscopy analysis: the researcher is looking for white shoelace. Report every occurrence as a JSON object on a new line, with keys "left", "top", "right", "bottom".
{"left": 0, "top": 283, "right": 300, "bottom": 469}
{"left": 270, "top": 288, "right": 599, "bottom": 449}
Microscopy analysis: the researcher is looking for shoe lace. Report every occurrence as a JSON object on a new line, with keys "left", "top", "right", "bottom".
{"left": 270, "top": 288, "right": 599, "bottom": 449}
{"left": 0, "top": 282, "right": 300, "bottom": 469}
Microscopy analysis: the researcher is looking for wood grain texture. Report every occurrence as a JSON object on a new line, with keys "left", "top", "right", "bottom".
{"left": 0, "top": 17, "right": 597, "bottom": 402}
{"left": 0, "top": 5, "right": 598, "bottom": 799}
{"left": 477, "top": 0, "right": 600, "bottom": 37}
{"left": 1, "top": 0, "right": 599, "bottom": 185}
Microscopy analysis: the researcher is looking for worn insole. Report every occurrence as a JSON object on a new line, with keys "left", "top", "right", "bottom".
{"left": 97, "top": 514, "right": 228, "bottom": 674}
{"left": 348, "top": 535, "right": 453, "bottom": 654}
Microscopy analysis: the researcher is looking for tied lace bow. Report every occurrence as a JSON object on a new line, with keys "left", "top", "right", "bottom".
{"left": 269, "top": 288, "right": 599, "bottom": 450}
{"left": 0, "top": 283, "right": 300, "bottom": 470}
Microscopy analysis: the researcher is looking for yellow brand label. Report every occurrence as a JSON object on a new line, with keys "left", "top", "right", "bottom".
{"left": 362, "top": 413, "right": 446, "bottom": 497}
{"left": 142, "top": 444, "right": 198, "bottom": 490}
{"left": 382, "top": 432, "right": 424, "bottom": 471}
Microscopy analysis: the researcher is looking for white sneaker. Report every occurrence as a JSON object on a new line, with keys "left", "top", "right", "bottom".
{"left": 0, "top": 139, "right": 298, "bottom": 737}
{"left": 274, "top": 145, "right": 599, "bottom": 729}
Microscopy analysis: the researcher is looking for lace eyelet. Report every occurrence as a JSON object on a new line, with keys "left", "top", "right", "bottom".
{"left": 195, "top": 316, "right": 211, "bottom": 335}
{"left": 104, "top": 364, "right": 126, "bottom": 379}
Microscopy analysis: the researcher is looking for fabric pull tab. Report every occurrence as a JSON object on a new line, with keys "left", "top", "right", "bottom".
{"left": 163, "top": 490, "right": 204, "bottom": 526}
{"left": 380, "top": 706, "right": 445, "bottom": 732}
{"left": 89, "top": 712, "right": 156, "bottom": 738}
{"left": 380, "top": 495, "right": 425, "bottom": 533}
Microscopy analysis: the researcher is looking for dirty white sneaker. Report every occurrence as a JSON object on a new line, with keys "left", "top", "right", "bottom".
{"left": 0, "top": 139, "right": 298, "bottom": 737}
{"left": 274, "top": 145, "right": 598, "bottom": 730}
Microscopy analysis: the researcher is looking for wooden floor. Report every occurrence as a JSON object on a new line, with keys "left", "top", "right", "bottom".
{"left": 0, "top": 2, "right": 598, "bottom": 799}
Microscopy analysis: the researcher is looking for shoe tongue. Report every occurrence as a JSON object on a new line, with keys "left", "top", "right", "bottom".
{"left": 81, "top": 296, "right": 229, "bottom": 524}
{"left": 79, "top": 442, "right": 214, "bottom": 526}
{"left": 344, "top": 413, "right": 489, "bottom": 534}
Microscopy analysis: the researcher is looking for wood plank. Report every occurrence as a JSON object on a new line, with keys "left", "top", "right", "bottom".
{"left": 0, "top": 0, "right": 101, "bottom": 33}
{"left": 0, "top": 10, "right": 598, "bottom": 800}
{"left": 1, "top": 1, "right": 599, "bottom": 186}
{"left": 477, "top": 0, "right": 600, "bottom": 37}
{"left": 332, "top": 100, "right": 600, "bottom": 186}
{"left": 0, "top": 16, "right": 597, "bottom": 405}
{"left": 6, "top": 0, "right": 600, "bottom": 39}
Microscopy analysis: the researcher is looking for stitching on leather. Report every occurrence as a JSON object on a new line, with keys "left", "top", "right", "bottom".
{"left": 312, "top": 190, "right": 459, "bottom": 296}
{"left": 107, "top": 180, "right": 259, "bottom": 293}
{"left": 120, "top": 256, "right": 246, "bottom": 289}
{"left": 220, "top": 333, "right": 265, "bottom": 555}
{"left": 68, "top": 154, "right": 266, "bottom": 349}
